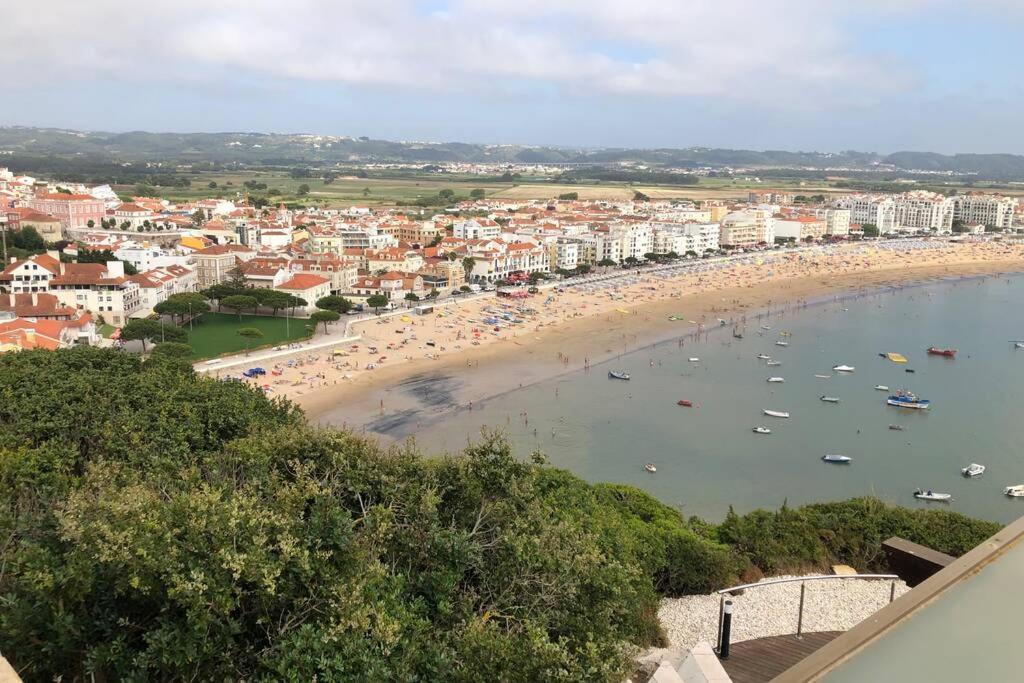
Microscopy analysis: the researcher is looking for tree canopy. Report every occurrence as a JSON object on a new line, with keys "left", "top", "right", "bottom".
{"left": 221, "top": 294, "right": 258, "bottom": 320}
{"left": 315, "top": 295, "right": 354, "bottom": 314}
{"left": 310, "top": 309, "right": 340, "bottom": 333}
{"left": 365, "top": 294, "right": 389, "bottom": 312}
{"left": 0, "top": 348, "right": 1001, "bottom": 680}
{"left": 120, "top": 318, "right": 187, "bottom": 352}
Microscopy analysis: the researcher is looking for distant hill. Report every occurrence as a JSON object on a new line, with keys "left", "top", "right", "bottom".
{"left": 3, "top": 126, "right": 1024, "bottom": 178}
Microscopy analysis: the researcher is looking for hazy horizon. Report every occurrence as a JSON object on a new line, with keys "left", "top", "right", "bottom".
{"left": 4, "top": 1, "right": 1024, "bottom": 155}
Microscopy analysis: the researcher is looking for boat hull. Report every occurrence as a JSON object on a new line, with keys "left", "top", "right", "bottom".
{"left": 886, "top": 398, "right": 930, "bottom": 409}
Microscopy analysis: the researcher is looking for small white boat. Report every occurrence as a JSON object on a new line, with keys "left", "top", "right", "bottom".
{"left": 767, "top": 377, "right": 785, "bottom": 383}
{"left": 962, "top": 463, "right": 986, "bottom": 477}
{"left": 814, "top": 374, "right": 832, "bottom": 379}
{"left": 644, "top": 463, "right": 657, "bottom": 473}
{"left": 822, "top": 454, "right": 851, "bottom": 464}
{"left": 763, "top": 409, "right": 790, "bottom": 418}
{"left": 875, "top": 385, "right": 889, "bottom": 391}
{"left": 756, "top": 354, "right": 771, "bottom": 360}
{"left": 608, "top": 371, "right": 630, "bottom": 380}
{"left": 1004, "top": 485, "right": 1024, "bottom": 497}
{"left": 761, "top": 325, "right": 772, "bottom": 330}
{"left": 914, "top": 489, "right": 952, "bottom": 501}
{"left": 688, "top": 357, "right": 700, "bottom": 362}
{"left": 775, "top": 340, "right": 789, "bottom": 347}
{"left": 833, "top": 364, "right": 855, "bottom": 373}
{"left": 820, "top": 396, "right": 841, "bottom": 403}
{"left": 766, "top": 360, "right": 782, "bottom": 367}
{"left": 752, "top": 426, "right": 771, "bottom": 434}
{"left": 1016, "top": 342, "right": 1024, "bottom": 350}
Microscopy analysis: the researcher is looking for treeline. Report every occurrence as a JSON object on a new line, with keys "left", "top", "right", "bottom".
{"left": 557, "top": 168, "right": 700, "bottom": 185}
{"left": 0, "top": 348, "right": 1000, "bottom": 681}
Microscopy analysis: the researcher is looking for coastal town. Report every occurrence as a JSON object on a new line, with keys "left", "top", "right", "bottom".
{"left": 8, "top": 1, "right": 1024, "bottom": 679}
{"left": 1, "top": 162, "right": 1021, "bottom": 360}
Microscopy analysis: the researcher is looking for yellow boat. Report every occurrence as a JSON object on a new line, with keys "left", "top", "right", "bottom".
{"left": 886, "top": 352, "right": 908, "bottom": 364}
{"left": 616, "top": 308, "right": 630, "bottom": 314}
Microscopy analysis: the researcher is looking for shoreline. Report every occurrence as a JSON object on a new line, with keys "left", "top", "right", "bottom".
{"left": 299, "top": 248, "right": 1024, "bottom": 437}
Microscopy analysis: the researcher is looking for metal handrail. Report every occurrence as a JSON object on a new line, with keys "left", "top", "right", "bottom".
{"left": 714, "top": 574, "right": 901, "bottom": 653}
{"left": 717, "top": 573, "right": 898, "bottom": 595}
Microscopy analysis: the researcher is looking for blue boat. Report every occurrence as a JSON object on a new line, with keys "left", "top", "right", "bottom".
{"left": 886, "top": 390, "right": 930, "bottom": 410}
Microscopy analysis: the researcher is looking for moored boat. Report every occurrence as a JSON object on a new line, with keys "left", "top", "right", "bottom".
{"left": 820, "top": 395, "right": 841, "bottom": 403}
{"left": 608, "top": 371, "right": 630, "bottom": 380}
{"left": 767, "top": 377, "right": 785, "bottom": 383}
{"left": 885, "top": 352, "right": 908, "bottom": 364}
{"left": 833, "top": 364, "right": 855, "bottom": 373}
{"left": 962, "top": 463, "right": 986, "bottom": 477}
{"left": 752, "top": 426, "right": 771, "bottom": 434}
{"left": 763, "top": 409, "right": 790, "bottom": 418}
{"left": 1005, "top": 485, "right": 1024, "bottom": 497}
{"left": 643, "top": 463, "right": 657, "bottom": 473}
{"left": 887, "top": 389, "right": 930, "bottom": 409}
{"left": 814, "top": 374, "right": 832, "bottom": 379}
{"left": 875, "top": 385, "right": 889, "bottom": 391}
{"left": 766, "top": 360, "right": 782, "bottom": 367}
{"left": 888, "top": 424, "right": 904, "bottom": 431}
{"left": 677, "top": 399, "right": 694, "bottom": 407}
{"left": 756, "top": 353, "right": 771, "bottom": 360}
{"left": 822, "top": 454, "right": 851, "bottom": 464}
{"left": 914, "top": 488, "right": 952, "bottom": 501}
{"left": 927, "top": 347, "right": 957, "bottom": 357}
{"left": 688, "top": 357, "right": 700, "bottom": 362}
{"left": 775, "top": 340, "right": 789, "bottom": 347}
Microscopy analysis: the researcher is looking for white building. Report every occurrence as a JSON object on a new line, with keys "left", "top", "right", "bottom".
{"left": 114, "top": 243, "right": 192, "bottom": 272}
{"left": 834, "top": 195, "right": 899, "bottom": 234}
{"left": 953, "top": 194, "right": 1015, "bottom": 230}
{"left": 812, "top": 208, "right": 851, "bottom": 236}
{"left": 49, "top": 261, "right": 141, "bottom": 327}
{"left": 453, "top": 218, "right": 501, "bottom": 240}
{"left": 651, "top": 222, "right": 720, "bottom": 255}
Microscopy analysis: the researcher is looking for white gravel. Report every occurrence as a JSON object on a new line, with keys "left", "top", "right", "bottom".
{"left": 658, "top": 574, "right": 910, "bottom": 649}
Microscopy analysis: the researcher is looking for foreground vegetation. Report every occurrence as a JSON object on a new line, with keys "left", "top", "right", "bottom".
{"left": 0, "top": 348, "right": 1000, "bottom": 680}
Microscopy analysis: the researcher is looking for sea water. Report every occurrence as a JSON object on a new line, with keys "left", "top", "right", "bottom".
{"left": 398, "top": 275, "right": 1024, "bottom": 523}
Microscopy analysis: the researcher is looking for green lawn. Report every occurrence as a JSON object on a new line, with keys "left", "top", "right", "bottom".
{"left": 185, "top": 312, "right": 314, "bottom": 360}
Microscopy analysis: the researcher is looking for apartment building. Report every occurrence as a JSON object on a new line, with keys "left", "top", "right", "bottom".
{"left": 49, "top": 261, "right": 141, "bottom": 326}
{"left": 953, "top": 194, "right": 1016, "bottom": 230}
{"left": 453, "top": 218, "right": 501, "bottom": 240}
{"left": 719, "top": 211, "right": 766, "bottom": 248}
{"left": 192, "top": 244, "right": 256, "bottom": 287}
{"left": 651, "top": 222, "right": 720, "bottom": 255}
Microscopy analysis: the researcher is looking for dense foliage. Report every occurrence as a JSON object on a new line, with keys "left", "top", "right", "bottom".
{"left": 0, "top": 348, "right": 1002, "bottom": 680}
{"left": 0, "top": 349, "right": 660, "bottom": 681}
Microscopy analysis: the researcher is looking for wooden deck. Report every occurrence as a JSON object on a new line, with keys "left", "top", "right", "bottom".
{"left": 720, "top": 631, "right": 841, "bottom": 683}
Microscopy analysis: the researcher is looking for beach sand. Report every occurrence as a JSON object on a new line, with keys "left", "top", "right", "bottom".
{"left": 240, "top": 241, "right": 1024, "bottom": 433}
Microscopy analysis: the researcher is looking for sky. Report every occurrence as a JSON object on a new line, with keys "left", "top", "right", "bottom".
{"left": 2, "top": 0, "right": 1023, "bottom": 154}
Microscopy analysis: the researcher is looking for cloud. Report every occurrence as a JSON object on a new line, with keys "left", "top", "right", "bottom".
{"left": 0, "top": 0, "right": 1002, "bottom": 109}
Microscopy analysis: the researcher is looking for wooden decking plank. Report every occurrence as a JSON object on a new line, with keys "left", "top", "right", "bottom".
{"left": 720, "top": 631, "right": 841, "bottom": 683}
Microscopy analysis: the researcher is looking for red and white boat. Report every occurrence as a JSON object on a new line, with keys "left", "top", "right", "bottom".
{"left": 927, "top": 347, "right": 957, "bottom": 357}
{"left": 677, "top": 399, "right": 694, "bottom": 407}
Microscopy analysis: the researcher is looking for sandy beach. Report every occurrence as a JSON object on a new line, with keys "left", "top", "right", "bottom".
{"left": 237, "top": 240, "right": 1024, "bottom": 432}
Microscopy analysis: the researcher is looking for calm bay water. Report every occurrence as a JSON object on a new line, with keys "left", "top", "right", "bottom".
{"left": 409, "top": 275, "right": 1024, "bottom": 523}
